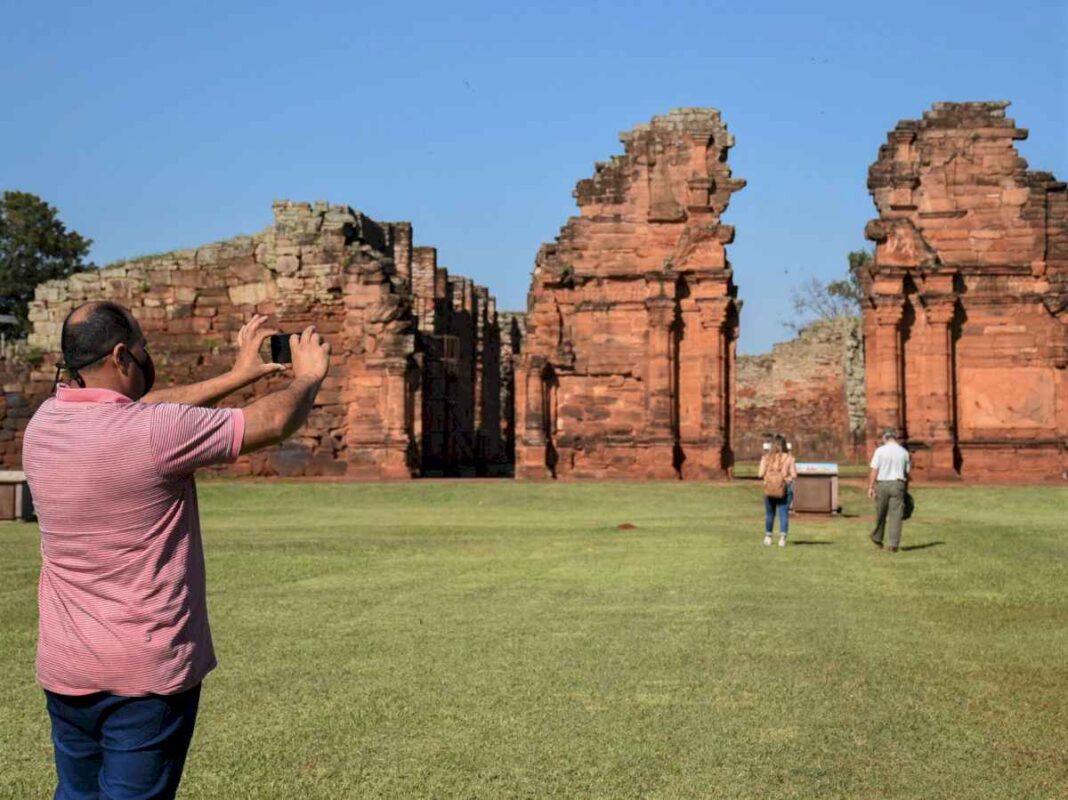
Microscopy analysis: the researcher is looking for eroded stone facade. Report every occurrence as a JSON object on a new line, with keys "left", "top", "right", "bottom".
{"left": 1, "top": 201, "right": 505, "bottom": 478}
{"left": 862, "top": 102, "right": 1067, "bottom": 481}
{"left": 516, "top": 108, "right": 745, "bottom": 478}
{"left": 736, "top": 318, "right": 866, "bottom": 463}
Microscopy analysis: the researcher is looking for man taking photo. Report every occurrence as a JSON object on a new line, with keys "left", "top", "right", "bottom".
{"left": 23, "top": 301, "right": 330, "bottom": 800}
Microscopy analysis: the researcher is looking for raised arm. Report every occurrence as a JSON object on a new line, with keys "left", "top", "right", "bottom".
{"left": 142, "top": 316, "right": 284, "bottom": 407}
{"left": 239, "top": 326, "right": 331, "bottom": 454}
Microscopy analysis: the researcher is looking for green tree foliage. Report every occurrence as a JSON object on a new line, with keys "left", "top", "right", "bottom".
{"left": 788, "top": 249, "right": 871, "bottom": 329}
{"left": 0, "top": 191, "right": 92, "bottom": 334}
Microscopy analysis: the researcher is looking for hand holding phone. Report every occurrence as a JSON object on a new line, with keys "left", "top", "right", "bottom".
{"left": 289, "top": 327, "right": 331, "bottom": 383}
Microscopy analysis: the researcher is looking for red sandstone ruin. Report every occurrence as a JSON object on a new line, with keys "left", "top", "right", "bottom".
{"left": 3, "top": 103, "right": 1065, "bottom": 484}
{"left": 0, "top": 201, "right": 505, "bottom": 478}
{"left": 862, "top": 102, "right": 1067, "bottom": 481}
{"left": 515, "top": 108, "right": 745, "bottom": 479}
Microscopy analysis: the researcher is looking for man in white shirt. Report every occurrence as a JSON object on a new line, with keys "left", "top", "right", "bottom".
{"left": 867, "top": 428, "right": 911, "bottom": 552}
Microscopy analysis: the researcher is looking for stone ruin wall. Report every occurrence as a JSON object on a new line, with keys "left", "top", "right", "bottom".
{"left": 410, "top": 245, "right": 506, "bottom": 475}
{"left": 497, "top": 311, "right": 526, "bottom": 470}
{"left": 735, "top": 318, "right": 866, "bottom": 463}
{"left": 0, "top": 344, "right": 41, "bottom": 469}
{"left": 0, "top": 201, "right": 507, "bottom": 478}
{"left": 862, "top": 102, "right": 1067, "bottom": 481}
{"left": 516, "top": 108, "right": 745, "bottom": 479}
{"left": 4, "top": 103, "right": 1063, "bottom": 484}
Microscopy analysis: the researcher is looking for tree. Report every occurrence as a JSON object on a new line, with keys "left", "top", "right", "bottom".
{"left": 0, "top": 191, "right": 92, "bottom": 334}
{"left": 787, "top": 249, "right": 871, "bottom": 330}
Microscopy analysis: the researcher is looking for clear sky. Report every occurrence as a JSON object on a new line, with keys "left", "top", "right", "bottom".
{"left": 2, "top": 0, "right": 1064, "bottom": 353}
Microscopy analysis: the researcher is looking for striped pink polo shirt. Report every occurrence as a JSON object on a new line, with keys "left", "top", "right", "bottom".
{"left": 22, "top": 386, "right": 244, "bottom": 697}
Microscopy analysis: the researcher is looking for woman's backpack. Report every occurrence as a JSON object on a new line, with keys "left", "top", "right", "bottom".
{"left": 763, "top": 455, "right": 787, "bottom": 500}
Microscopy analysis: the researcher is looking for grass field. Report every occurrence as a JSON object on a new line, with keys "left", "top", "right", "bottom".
{"left": 1, "top": 480, "right": 1065, "bottom": 799}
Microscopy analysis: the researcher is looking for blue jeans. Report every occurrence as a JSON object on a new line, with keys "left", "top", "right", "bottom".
{"left": 764, "top": 483, "right": 793, "bottom": 536}
{"left": 44, "top": 683, "right": 201, "bottom": 800}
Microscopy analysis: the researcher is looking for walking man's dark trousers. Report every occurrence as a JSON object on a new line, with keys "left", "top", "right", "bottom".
{"left": 871, "top": 479, "right": 906, "bottom": 550}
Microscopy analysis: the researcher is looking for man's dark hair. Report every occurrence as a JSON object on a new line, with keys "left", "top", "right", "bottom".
{"left": 61, "top": 302, "right": 137, "bottom": 371}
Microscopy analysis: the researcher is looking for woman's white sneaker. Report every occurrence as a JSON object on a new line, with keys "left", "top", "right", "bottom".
{"left": 763, "top": 534, "right": 772, "bottom": 546}
{"left": 778, "top": 536, "right": 787, "bottom": 547}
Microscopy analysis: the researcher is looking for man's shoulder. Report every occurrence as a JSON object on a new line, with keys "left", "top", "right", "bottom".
{"left": 26, "top": 396, "right": 56, "bottom": 422}
{"left": 874, "top": 442, "right": 908, "bottom": 455}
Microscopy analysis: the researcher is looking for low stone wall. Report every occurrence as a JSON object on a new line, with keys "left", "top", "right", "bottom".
{"left": 0, "top": 342, "right": 50, "bottom": 469}
{"left": 736, "top": 318, "right": 866, "bottom": 463}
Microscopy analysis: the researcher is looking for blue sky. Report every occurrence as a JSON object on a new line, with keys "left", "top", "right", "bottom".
{"left": 2, "top": 0, "right": 1064, "bottom": 353}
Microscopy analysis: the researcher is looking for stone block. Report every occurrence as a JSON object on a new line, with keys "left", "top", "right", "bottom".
{"left": 228, "top": 282, "right": 273, "bottom": 306}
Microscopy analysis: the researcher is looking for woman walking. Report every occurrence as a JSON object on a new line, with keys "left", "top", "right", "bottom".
{"left": 758, "top": 435, "right": 797, "bottom": 546}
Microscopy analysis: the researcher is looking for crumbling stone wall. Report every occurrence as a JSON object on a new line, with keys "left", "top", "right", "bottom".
{"left": 862, "top": 102, "right": 1067, "bottom": 481}
{"left": 497, "top": 311, "right": 526, "bottom": 470}
{"left": 406, "top": 247, "right": 507, "bottom": 475}
{"left": 0, "top": 343, "right": 47, "bottom": 467}
{"left": 736, "top": 318, "right": 866, "bottom": 463}
{"left": 1, "top": 201, "right": 504, "bottom": 479}
{"left": 516, "top": 108, "right": 745, "bottom": 478}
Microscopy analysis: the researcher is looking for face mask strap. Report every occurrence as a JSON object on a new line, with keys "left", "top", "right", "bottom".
{"left": 52, "top": 363, "right": 88, "bottom": 394}
{"left": 128, "top": 348, "right": 155, "bottom": 394}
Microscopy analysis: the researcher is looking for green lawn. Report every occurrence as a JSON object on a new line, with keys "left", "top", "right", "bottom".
{"left": 1, "top": 481, "right": 1065, "bottom": 799}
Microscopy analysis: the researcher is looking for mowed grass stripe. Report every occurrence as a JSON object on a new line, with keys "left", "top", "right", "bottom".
{"left": 1, "top": 482, "right": 1065, "bottom": 799}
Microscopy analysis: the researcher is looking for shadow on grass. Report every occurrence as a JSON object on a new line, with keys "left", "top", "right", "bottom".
{"left": 789, "top": 540, "right": 834, "bottom": 546}
{"left": 901, "top": 541, "right": 945, "bottom": 552}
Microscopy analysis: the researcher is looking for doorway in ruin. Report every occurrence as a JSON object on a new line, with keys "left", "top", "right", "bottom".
{"left": 541, "top": 364, "right": 559, "bottom": 478}
{"left": 671, "top": 278, "right": 687, "bottom": 476}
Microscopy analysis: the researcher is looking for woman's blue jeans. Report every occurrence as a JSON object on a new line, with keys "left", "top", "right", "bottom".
{"left": 764, "top": 483, "right": 793, "bottom": 536}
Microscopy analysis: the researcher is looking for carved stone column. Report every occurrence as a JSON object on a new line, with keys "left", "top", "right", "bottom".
{"left": 645, "top": 294, "right": 676, "bottom": 438}
{"left": 688, "top": 298, "right": 730, "bottom": 478}
{"left": 919, "top": 298, "right": 958, "bottom": 477}
{"left": 644, "top": 286, "right": 679, "bottom": 478}
{"left": 867, "top": 295, "right": 906, "bottom": 441}
{"left": 515, "top": 355, "right": 547, "bottom": 479}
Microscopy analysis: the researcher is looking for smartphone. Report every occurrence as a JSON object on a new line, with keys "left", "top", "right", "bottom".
{"left": 269, "top": 333, "right": 292, "bottom": 364}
